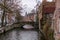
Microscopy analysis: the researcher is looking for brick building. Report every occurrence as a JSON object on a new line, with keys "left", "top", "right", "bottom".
{"left": 22, "top": 13, "right": 36, "bottom": 22}
{"left": 38, "top": 0, "right": 56, "bottom": 40}
{"left": 38, "top": 0, "right": 55, "bottom": 28}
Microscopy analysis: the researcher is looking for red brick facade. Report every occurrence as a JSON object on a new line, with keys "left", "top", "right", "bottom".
{"left": 22, "top": 13, "right": 36, "bottom": 22}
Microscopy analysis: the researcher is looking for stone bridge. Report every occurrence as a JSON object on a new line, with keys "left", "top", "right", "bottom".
{"left": 0, "top": 22, "right": 47, "bottom": 40}
{"left": 0, "top": 22, "right": 39, "bottom": 33}
{"left": 13, "top": 22, "right": 39, "bottom": 28}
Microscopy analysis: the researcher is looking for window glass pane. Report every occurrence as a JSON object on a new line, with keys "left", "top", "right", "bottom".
{"left": 47, "top": 0, "right": 53, "bottom": 2}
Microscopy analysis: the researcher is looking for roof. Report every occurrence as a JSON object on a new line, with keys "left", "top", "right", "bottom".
{"left": 43, "top": 2, "right": 55, "bottom": 13}
{"left": 26, "top": 13, "right": 36, "bottom": 16}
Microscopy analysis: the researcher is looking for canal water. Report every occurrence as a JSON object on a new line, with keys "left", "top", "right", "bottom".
{"left": 0, "top": 28, "right": 38, "bottom": 40}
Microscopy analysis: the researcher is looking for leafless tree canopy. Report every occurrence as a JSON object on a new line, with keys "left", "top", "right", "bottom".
{"left": 0, "top": 0, "right": 22, "bottom": 27}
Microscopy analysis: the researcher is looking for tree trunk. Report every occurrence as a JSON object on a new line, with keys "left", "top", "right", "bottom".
{"left": 1, "top": 0, "right": 6, "bottom": 27}
{"left": 1, "top": 11, "right": 5, "bottom": 27}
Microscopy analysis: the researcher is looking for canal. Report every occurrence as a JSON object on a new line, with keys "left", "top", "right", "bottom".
{"left": 0, "top": 28, "right": 38, "bottom": 40}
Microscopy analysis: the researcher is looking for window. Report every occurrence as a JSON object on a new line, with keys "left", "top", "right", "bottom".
{"left": 47, "top": 0, "right": 53, "bottom": 2}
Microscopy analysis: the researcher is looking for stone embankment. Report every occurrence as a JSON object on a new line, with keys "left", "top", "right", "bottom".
{"left": 0, "top": 23, "right": 21, "bottom": 34}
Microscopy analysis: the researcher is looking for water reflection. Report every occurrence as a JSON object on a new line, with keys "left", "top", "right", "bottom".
{"left": 0, "top": 29, "right": 38, "bottom": 40}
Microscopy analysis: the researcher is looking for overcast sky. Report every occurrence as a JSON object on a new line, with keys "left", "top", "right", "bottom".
{"left": 20, "top": 0, "right": 41, "bottom": 16}
{"left": 17, "top": 0, "right": 53, "bottom": 16}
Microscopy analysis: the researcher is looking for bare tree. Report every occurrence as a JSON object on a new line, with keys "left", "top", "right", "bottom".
{"left": 0, "top": 0, "right": 22, "bottom": 27}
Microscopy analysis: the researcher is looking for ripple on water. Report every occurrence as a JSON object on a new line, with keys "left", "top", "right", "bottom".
{"left": 0, "top": 29, "right": 38, "bottom": 40}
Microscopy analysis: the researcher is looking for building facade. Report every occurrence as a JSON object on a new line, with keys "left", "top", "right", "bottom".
{"left": 22, "top": 13, "right": 36, "bottom": 22}
{"left": 38, "top": 0, "right": 56, "bottom": 40}
{"left": 53, "top": 0, "right": 60, "bottom": 40}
